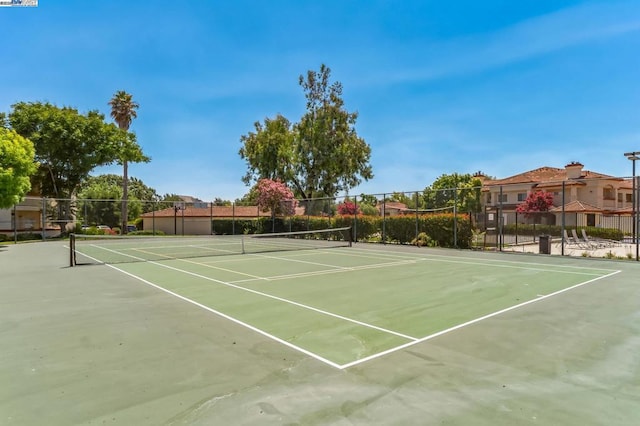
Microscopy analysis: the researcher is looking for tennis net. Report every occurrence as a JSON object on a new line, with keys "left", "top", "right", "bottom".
{"left": 70, "top": 227, "right": 352, "bottom": 266}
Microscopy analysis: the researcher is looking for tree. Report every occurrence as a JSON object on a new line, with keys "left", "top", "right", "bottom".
{"left": 77, "top": 179, "right": 124, "bottom": 228}
{"left": 337, "top": 199, "right": 359, "bottom": 215}
{"left": 0, "top": 128, "right": 37, "bottom": 208}
{"left": 239, "top": 64, "right": 373, "bottom": 202}
{"left": 423, "top": 173, "right": 483, "bottom": 212}
{"left": 239, "top": 114, "right": 295, "bottom": 186}
{"left": 81, "top": 175, "right": 159, "bottom": 207}
{"left": 294, "top": 64, "right": 373, "bottom": 199}
{"left": 255, "top": 179, "right": 297, "bottom": 231}
{"left": 516, "top": 191, "right": 554, "bottom": 216}
{"left": 386, "top": 192, "right": 416, "bottom": 207}
{"left": 78, "top": 174, "right": 157, "bottom": 226}
{"left": 109, "top": 91, "right": 140, "bottom": 233}
{"left": 213, "top": 197, "right": 232, "bottom": 206}
{"left": 8, "top": 102, "right": 148, "bottom": 231}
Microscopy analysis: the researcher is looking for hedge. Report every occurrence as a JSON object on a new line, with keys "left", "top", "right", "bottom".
{"left": 209, "top": 214, "right": 471, "bottom": 248}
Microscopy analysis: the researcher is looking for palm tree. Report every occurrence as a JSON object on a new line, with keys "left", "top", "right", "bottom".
{"left": 108, "top": 91, "right": 139, "bottom": 234}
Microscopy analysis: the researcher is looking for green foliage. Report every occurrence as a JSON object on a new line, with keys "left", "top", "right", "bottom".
{"left": 16, "top": 232, "right": 41, "bottom": 241}
{"left": 411, "top": 232, "right": 435, "bottom": 247}
{"left": 239, "top": 64, "right": 373, "bottom": 200}
{"left": 211, "top": 213, "right": 471, "bottom": 249}
{"left": 109, "top": 90, "right": 141, "bottom": 234}
{"left": 239, "top": 114, "right": 295, "bottom": 186}
{"left": 471, "top": 229, "right": 486, "bottom": 249}
{"left": 108, "top": 91, "right": 138, "bottom": 132}
{"left": 358, "top": 194, "right": 378, "bottom": 206}
{"left": 386, "top": 192, "right": 417, "bottom": 207}
{"left": 77, "top": 178, "right": 143, "bottom": 227}
{"left": 82, "top": 174, "right": 159, "bottom": 204}
{"left": 8, "top": 102, "right": 147, "bottom": 201}
{"left": 74, "top": 224, "right": 112, "bottom": 235}
{"left": 213, "top": 197, "right": 232, "bottom": 206}
{"left": 0, "top": 128, "right": 37, "bottom": 208}
{"left": 423, "top": 173, "right": 483, "bottom": 212}
{"left": 359, "top": 203, "right": 379, "bottom": 216}
{"left": 129, "top": 230, "right": 165, "bottom": 236}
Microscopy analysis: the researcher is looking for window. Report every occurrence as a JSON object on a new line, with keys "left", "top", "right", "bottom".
{"left": 618, "top": 193, "right": 623, "bottom": 202}
{"left": 498, "top": 194, "right": 508, "bottom": 203}
{"left": 517, "top": 193, "right": 527, "bottom": 202}
{"left": 626, "top": 194, "right": 632, "bottom": 203}
{"left": 603, "top": 187, "right": 615, "bottom": 200}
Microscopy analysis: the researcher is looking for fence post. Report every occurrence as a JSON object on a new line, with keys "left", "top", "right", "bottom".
{"left": 354, "top": 195, "right": 358, "bottom": 243}
{"left": 498, "top": 186, "right": 503, "bottom": 251}
{"left": 382, "top": 194, "right": 386, "bottom": 244}
{"left": 12, "top": 204, "right": 17, "bottom": 244}
{"left": 453, "top": 187, "right": 458, "bottom": 248}
{"left": 41, "top": 197, "right": 46, "bottom": 241}
{"left": 415, "top": 191, "right": 419, "bottom": 243}
{"left": 561, "top": 181, "right": 565, "bottom": 256}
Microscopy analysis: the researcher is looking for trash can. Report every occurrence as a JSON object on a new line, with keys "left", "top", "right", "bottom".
{"left": 539, "top": 235, "right": 551, "bottom": 254}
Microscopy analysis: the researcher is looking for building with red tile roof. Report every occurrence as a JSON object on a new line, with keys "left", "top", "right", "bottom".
{"left": 482, "top": 162, "right": 634, "bottom": 229}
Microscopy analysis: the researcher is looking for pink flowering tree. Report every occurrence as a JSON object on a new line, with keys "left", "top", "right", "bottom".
{"left": 516, "top": 191, "right": 554, "bottom": 217}
{"left": 255, "top": 178, "right": 298, "bottom": 218}
{"left": 337, "top": 199, "right": 360, "bottom": 215}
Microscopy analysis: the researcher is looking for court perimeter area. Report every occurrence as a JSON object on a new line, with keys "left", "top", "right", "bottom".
{"left": 2, "top": 239, "right": 640, "bottom": 425}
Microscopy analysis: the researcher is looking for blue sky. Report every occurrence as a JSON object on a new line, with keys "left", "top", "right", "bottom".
{"left": 2, "top": 0, "right": 639, "bottom": 201}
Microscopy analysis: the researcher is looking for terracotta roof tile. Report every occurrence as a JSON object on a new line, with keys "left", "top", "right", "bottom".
{"left": 141, "top": 206, "right": 271, "bottom": 218}
{"left": 483, "top": 166, "right": 616, "bottom": 187}
{"left": 549, "top": 201, "right": 602, "bottom": 213}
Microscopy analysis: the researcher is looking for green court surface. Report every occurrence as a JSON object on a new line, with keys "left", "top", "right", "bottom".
{"left": 2, "top": 239, "right": 640, "bottom": 425}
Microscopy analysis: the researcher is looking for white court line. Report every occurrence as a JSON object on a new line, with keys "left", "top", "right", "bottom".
{"left": 347, "top": 246, "right": 619, "bottom": 272}
{"left": 77, "top": 243, "right": 621, "bottom": 369}
{"left": 230, "top": 259, "right": 419, "bottom": 284}
{"left": 146, "top": 261, "right": 418, "bottom": 342}
{"left": 178, "top": 257, "right": 270, "bottom": 282}
{"left": 106, "top": 264, "right": 344, "bottom": 370}
{"left": 338, "top": 269, "right": 622, "bottom": 369}
{"left": 337, "top": 247, "right": 610, "bottom": 276}
{"left": 248, "top": 252, "right": 353, "bottom": 270}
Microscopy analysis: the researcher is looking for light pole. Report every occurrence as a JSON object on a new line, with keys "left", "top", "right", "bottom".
{"left": 624, "top": 151, "right": 639, "bottom": 261}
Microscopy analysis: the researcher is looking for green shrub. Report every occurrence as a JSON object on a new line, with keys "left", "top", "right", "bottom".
{"left": 16, "top": 232, "right": 41, "bottom": 241}
{"left": 129, "top": 230, "right": 165, "bottom": 236}
{"left": 411, "top": 232, "right": 435, "bottom": 247}
{"left": 0, "top": 233, "right": 8, "bottom": 242}
{"left": 209, "top": 213, "right": 471, "bottom": 248}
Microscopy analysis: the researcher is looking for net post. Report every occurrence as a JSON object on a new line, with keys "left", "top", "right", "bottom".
{"left": 69, "top": 233, "right": 76, "bottom": 267}
{"left": 348, "top": 227, "right": 353, "bottom": 247}
{"left": 241, "top": 234, "right": 246, "bottom": 254}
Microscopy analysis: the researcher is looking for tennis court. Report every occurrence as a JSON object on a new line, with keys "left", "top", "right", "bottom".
{"left": 2, "top": 234, "right": 640, "bottom": 425}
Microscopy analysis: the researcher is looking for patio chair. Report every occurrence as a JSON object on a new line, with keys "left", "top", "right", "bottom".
{"left": 573, "top": 229, "right": 599, "bottom": 249}
{"left": 571, "top": 229, "right": 593, "bottom": 249}
{"left": 581, "top": 229, "right": 617, "bottom": 248}
{"left": 563, "top": 229, "right": 580, "bottom": 247}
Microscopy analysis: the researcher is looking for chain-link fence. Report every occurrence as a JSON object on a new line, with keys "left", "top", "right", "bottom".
{"left": 2, "top": 176, "right": 638, "bottom": 260}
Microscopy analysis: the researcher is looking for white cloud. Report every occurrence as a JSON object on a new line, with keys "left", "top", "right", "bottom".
{"left": 352, "top": 1, "right": 640, "bottom": 87}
